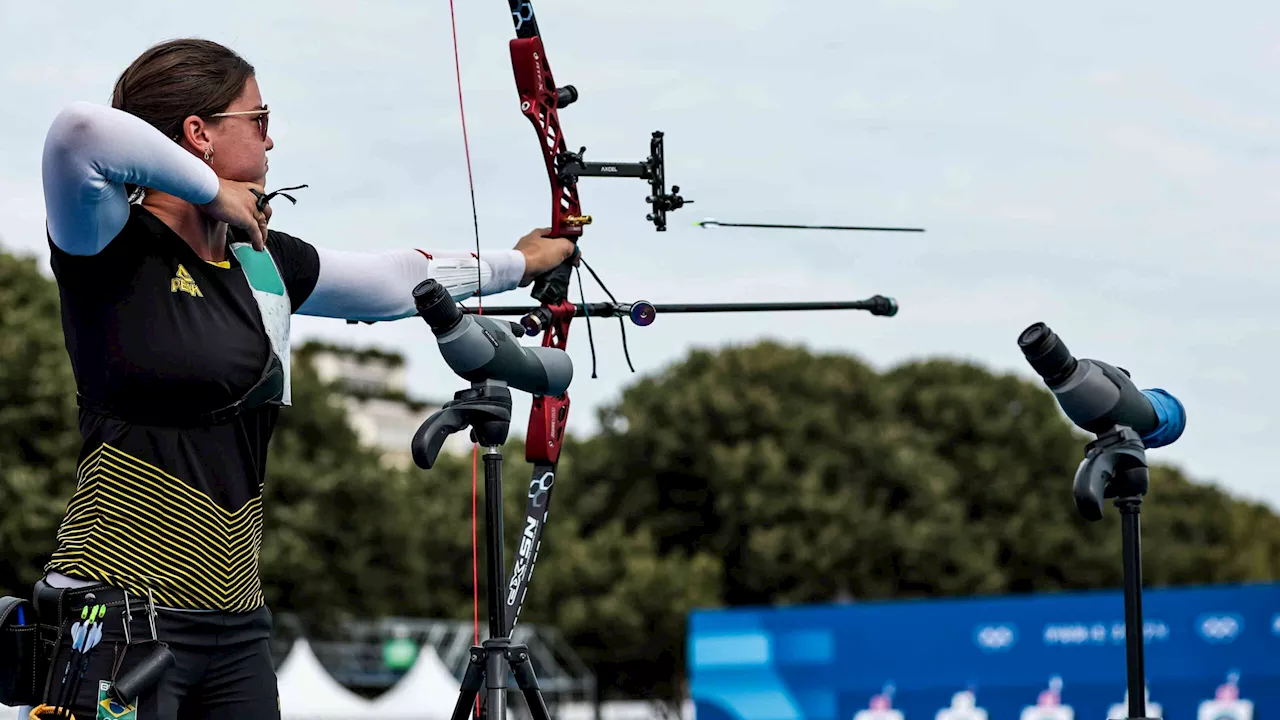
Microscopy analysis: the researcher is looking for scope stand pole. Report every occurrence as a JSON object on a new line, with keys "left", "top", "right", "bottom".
{"left": 434, "top": 381, "right": 553, "bottom": 720}
{"left": 1073, "top": 426, "right": 1156, "bottom": 720}
{"left": 1118, "top": 496, "right": 1147, "bottom": 720}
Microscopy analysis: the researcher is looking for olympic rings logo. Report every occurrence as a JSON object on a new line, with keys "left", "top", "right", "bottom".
{"left": 974, "top": 624, "right": 1017, "bottom": 651}
{"left": 1197, "top": 614, "right": 1243, "bottom": 643}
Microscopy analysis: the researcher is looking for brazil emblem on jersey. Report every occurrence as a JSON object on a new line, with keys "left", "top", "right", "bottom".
{"left": 97, "top": 680, "right": 138, "bottom": 720}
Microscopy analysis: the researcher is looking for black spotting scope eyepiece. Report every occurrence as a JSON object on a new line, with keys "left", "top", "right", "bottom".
{"left": 414, "top": 279, "right": 463, "bottom": 335}
{"left": 1018, "top": 322, "right": 1077, "bottom": 387}
{"left": 1017, "top": 321, "right": 1183, "bottom": 444}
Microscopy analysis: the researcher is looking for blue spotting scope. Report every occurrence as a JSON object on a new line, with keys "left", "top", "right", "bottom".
{"left": 1018, "top": 322, "right": 1185, "bottom": 449}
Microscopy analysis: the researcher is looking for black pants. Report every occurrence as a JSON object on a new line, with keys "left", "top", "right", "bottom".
{"left": 30, "top": 580, "right": 280, "bottom": 720}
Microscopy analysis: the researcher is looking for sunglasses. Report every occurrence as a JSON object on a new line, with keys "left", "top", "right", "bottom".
{"left": 208, "top": 105, "right": 270, "bottom": 140}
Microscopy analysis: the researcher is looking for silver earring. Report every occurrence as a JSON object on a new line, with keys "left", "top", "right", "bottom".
{"left": 203, "top": 146, "right": 213, "bottom": 162}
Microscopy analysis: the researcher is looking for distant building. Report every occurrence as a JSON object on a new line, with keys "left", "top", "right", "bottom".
{"left": 299, "top": 341, "right": 472, "bottom": 467}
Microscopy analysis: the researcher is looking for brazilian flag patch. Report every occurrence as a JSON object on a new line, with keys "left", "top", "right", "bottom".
{"left": 231, "top": 244, "right": 286, "bottom": 296}
{"left": 97, "top": 680, "right": 138, "bottom": 720}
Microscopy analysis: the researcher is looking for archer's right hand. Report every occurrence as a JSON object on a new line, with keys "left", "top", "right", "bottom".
{"left": 201, "top": 177, "right": 268, "bottom": 251}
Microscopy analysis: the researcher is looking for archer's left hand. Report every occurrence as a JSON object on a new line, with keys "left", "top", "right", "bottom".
{"left": 515, "top": 227, "right": 578, "bottom": 286}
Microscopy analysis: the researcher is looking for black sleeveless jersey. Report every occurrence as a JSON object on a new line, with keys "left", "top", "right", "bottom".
{"left": 45, "top": 204, "right": 320, "bottom": 612}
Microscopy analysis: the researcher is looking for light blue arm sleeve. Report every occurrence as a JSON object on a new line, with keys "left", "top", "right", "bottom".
{"left": 42, "top": 102, "right": 220, "bottom": 255}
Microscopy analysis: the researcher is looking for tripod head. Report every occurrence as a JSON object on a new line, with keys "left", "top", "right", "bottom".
{"left": 1017, "top": 322, "right": 1186, "bottom": 521}
{"left": 1073, "top": 426, "right": 1150, "bottom": 521}
{"left": 412, "top": 381, "right": 513, "bottom": 470}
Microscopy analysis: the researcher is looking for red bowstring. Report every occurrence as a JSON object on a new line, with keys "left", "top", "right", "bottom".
{"left": 446, "top": 1, "right": 483, "bottom": 709}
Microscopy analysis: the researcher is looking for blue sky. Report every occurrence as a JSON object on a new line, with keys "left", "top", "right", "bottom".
{"left": 2, "top": 0, "right": 1277, "bottom": 511}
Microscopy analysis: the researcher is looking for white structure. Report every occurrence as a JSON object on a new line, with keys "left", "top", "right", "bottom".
{"left": 310, "top": 347, "right": 408, "bottom": 396}
{"left": 855, "top": 685, "right": 905, "bottom": 720}
{"left": 556, "top": 701, "right": 695, "bottom": 720}
{"left": 306, "top": 344, "right": 472, "bottom": 466}
{"left": 1020, "top": 676, "right": 1073, "bottom": 720}
{"left": 368, "top": 644, "right": 460, "bottom": 719}
{"left": 1198, "top": 673, "right": 1253, "bottom": 720}
{"left": 1108, "top": 688, "right": 1161, "bottom": 720}
{"left": 276, "top": 638, "right": 373, "bottom": 719}
{"left": 937, "top": 690, "right": 987, "bottom": 720}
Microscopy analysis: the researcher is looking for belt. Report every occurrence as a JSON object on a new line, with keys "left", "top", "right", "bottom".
{"left": 32, "top": 580, "right": 151, "bottom": 626}
{"left": 28, "top": 580, "right": 175, "bottom": 711}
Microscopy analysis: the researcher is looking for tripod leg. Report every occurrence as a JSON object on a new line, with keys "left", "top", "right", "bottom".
{"left": 451, "top": 646, "right": 488, "bottom": 720}
{"left": 507, "top": 645, "right": 553, "bottom": 720}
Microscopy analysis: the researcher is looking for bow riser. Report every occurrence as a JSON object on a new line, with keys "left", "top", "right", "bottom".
{"left": 526, "top": 302, "right": 573, "bottom": 466}
{"left": 510, "top": 37, "right": 588, "bottom": 240}
{"left": 527, "top": 399, "right": 568, "bottom": 466}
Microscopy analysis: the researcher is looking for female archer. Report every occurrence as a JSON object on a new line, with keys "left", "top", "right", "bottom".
{"left": 23, "top": 36, "right": 574, "bottom": 719}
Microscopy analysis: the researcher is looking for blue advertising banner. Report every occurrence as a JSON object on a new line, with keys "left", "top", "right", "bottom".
{"left": 688, "top": 582, "right": 1280, "bottom": 720}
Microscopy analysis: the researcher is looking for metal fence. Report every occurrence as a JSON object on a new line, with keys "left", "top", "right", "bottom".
{"left": 271, "top": 613, "right": 598, "bottom": 713}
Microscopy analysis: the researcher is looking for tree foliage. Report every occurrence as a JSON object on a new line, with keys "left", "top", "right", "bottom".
{"left": 567, "top": 343, "right": 1280, "bottom": 697}
{"left": 1, "top": 249, "right": 1277, "bottom": 705}
{"left": 0, "top": 251, "right": 82, "bottom": 596}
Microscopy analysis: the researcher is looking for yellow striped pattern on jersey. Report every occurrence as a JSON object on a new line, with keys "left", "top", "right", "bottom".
{"left": 47, "top": 443, "right": 266, "bottom": 611}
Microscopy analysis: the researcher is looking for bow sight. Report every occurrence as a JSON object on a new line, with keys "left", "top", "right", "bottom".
{"left": 507, "top": 5, "right": 689, "bottom": 239}
{"left": 554, "top": 130, "right": 690, "bottom": 232}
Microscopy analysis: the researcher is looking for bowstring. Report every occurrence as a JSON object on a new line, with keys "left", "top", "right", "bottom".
{"left": 575, "top": 266, "right": 599, "bottom": 378}
{"left": 580, "top": 259, "right": 636, "bottom": 373}
{"left": 446, "top": 0, "right": 483, "bottom": 688}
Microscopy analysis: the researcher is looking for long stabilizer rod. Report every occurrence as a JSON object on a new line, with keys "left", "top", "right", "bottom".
{"left": 461, "top": 296, "right": 899, "bottom": 325}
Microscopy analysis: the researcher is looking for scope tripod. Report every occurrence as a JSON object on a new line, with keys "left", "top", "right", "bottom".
{"left": 1074, "top": 425, "right": 1158, "bottom": 720}
{"left": 412, "top": 380, "right": 553, "bottom": 720}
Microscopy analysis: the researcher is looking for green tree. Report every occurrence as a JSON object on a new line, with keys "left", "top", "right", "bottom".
{"left": 5, "top": 244, "right": 1277, "bottom": 707}
{"left": 0, "top": 250, "right": 82, "bottom": 598}
{"left": 883, "top": 358, "right": 1280, "bottom": 589}
{"left": 258, "top": 350, "right": 440, "bottom": 631}
{"left": 264, "top": 351, "right": 723, "bottom": 706}
{"left": 882, "top": 358, "right": 1121, "bottom": 592}
{"left": 574, "top": 342, "right": 1004, "bottom": 607}
{"left": 393, "top": 435, "right": 724, "bottom": 703}
{"left": 260, "top": 346, "right": 546, "bottom": 631}
{"left": 1138, "top": 465, "right": 1280, "bottom": 584}
{"left": 566, "top": 341, "right": 1280, "bottom": 698}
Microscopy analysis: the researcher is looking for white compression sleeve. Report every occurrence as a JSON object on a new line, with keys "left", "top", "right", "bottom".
{"left": 42, "top": 101, "right": 220, "bottom": 255}
{"left": 297, "top": 247, "right": 527, "bottom": 321}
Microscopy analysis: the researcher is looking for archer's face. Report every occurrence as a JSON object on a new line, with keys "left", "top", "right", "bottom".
{"left": 199, "top": 75, "right": 275, "bottom": 185}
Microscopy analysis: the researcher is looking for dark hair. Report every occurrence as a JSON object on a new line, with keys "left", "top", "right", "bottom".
{"left": 111, "top": 38, "right": 255, "bottom": 141}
